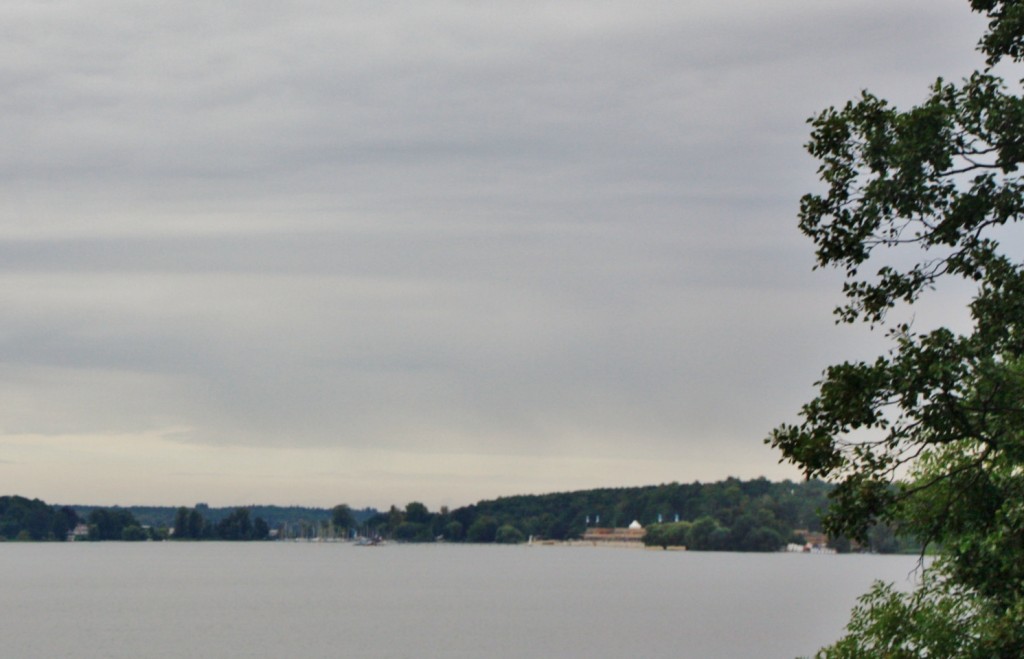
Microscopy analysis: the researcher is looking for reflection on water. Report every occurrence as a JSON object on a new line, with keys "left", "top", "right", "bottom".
{"left": 0, "top": 543, "right": 923, "bottom": 658}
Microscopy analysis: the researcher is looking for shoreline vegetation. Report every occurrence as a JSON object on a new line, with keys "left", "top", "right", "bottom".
{"left": 762, "top": 0, "right": 1024, "bottom": 652}
{"left": 0, "top": 477, "right": 918, "bottom": 553}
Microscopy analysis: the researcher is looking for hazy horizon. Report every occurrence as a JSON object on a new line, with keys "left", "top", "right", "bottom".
{"left": 1, "top": 0, "right": 987, "bottom": 510}
{"left": 44, "top": 472, "right": 811, "bottom": 512}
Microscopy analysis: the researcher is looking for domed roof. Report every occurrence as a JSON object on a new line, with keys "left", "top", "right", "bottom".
{"left": 628, "top": 520, "right": 642, "bottom": 529}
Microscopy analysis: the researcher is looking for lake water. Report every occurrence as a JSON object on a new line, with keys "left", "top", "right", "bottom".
{"left": 0, "top": 543, "right": 923, "bottom": 658}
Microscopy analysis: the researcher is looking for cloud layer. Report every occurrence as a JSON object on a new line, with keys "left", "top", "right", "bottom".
{"left": 0, "top": 0, "right": 988, "bottom": 506}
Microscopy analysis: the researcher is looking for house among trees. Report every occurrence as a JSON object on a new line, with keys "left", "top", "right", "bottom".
{"left": 67, "top": 524, "right": 89, "bottom": 542}
{"left": 785, "top": 529, "right": 835, "bottom": 554}
{"left": 581, "top": 520, "right": 645, "bottom": 546}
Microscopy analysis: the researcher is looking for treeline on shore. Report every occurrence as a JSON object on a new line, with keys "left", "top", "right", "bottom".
{"left": 449, "top": 477, "right": 832, "bottom": 549}
{"left": 0, "top": 478, "right": 915, "bottom": 552}
{"left": 366, "top": 477, "right": 912, "bottom": 552}
{"left": 0, "top": 496, "right": 376, "bottom": 542}
{"left": 71, "top": 502, "right": 378, "bottom": 534}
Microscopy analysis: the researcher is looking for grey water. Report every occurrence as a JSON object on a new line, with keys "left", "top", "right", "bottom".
{"left": 0, "top": 543, "right": 922, "bottom": 658}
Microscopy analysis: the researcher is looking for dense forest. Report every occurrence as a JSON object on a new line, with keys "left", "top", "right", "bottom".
{"left": 360, "top": 477, "right": 836, "bottom": 551}
{"left": 0, "top": 496, "right": 378, "bottom": 542}
{"left": 70, "top": 502, "right": 378, "bottom": 532}
{"left": 0, "top": 496, "right": 79, "bottom": 541}
{"left": 0, "top": 478, "right": 913, "bottom": 551}
{"left": 362, "top": 478, "right": 914, "bottom": 552}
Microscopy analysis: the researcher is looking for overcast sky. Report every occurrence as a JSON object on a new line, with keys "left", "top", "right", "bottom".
{"left": 0, "top": 0, "right": 990, "bottom": 509}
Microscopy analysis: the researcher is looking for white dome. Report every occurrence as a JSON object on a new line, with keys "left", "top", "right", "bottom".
{"left": 628, "top": 520, "right": 642, "bottom": 529}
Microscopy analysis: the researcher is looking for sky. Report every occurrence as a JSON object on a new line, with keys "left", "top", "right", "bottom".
{"left": 0, "top": 0, "right": 992, "bottom": 510}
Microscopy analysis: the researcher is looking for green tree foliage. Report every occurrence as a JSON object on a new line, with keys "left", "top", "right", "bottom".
{"left": 54, "top": 506, "right": 79, "bottom": 538}
{"left": 216, "top": 508, "right": 253, "bottom": 540}
{"left": 252, "top": 516, "right": 270, "bottom": 540}
{"left": 356, "top": 479, "right": 833, "bottom": 547}
{"left": 172, "top": 506, "right": 208, "bottom": 539}
{"left": 73, "top": 503, "right": 377, "bottom": 535}
{"left": 0, "top": 496, "right": 75, "bottom": 541}
{"left": 121, "top": 525, "right": 148, "bottom": 541}
{"left": 172, "top": 505, "right": 269, "bottom": 540}
{"left": 466, "top": 516, "right": 499, "bottom": 543}
{"left": 730, "top": 509, "right": 784, "bottom": 552}
{"left": 767, "top": 2, "right": 1024, "bottom": 653}
{"left": 331, "top": 504, "right": 355, "bottom": 535}
{"left": 360, "top": 502, "right": 447, "bottom": 542}
{"left": 172, "top": 507, "right": 190, "bottom": 538}
{"left": 687, "top": 516, "right": 727, "bottom": 551}
{"left": 392, "top": 522, "right": 434, "bottom": 542}
{"left": 387, "top": 502, "right": 440, "bottom": 541}
{"left": 494, "top": 524, "right": 525, "bottom": 544}
{"left": 88, "top": 508, "right": 140, "bottom": 541}
{"left": 385, "top": 505, "right": 404, "bottom": 534}
{"left": 404, "top": 501, "right": 431, "bottom": 525}
{"left": 0, "top": 497, "right": 365, "bottom": 541}
{"left": 449, "top": 478, "right": 841, "bottom": 550}
{"left": 442, "top": 520, "right": 464, "bottom": 541}
{"left": 188, "top": 508, "right": 206, "bottom": 539}
{"left": 642, "top": 521, "right": 691, "bottom": 549}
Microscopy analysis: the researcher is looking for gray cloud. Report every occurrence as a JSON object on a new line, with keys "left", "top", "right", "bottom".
{"left": 0, "top": 0, "right": 988, "bottom": 505}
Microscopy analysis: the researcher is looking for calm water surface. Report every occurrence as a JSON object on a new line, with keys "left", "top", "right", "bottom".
{"left": 0, "top": 543, "right": 923, "bottom": 658}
